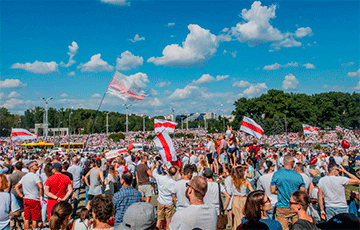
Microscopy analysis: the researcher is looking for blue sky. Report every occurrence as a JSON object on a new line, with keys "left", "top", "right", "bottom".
{"left": 1, "top": 0, "right": 359, "bottom": 117}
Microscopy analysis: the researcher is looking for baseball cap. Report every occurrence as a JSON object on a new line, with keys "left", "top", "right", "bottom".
{"left": 50, "top": 163, "right": 62, "bottom": 170}
{"left": 203, "top": 168, "right": 213, "bottom": 178}
{"left": 116, "top": 202, "right": 156, "bottom": 230}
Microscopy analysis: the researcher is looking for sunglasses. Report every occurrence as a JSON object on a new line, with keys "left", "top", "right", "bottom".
{"left": 289, "top": 201, "right": 299, "bottom": 206}
{"left": 186, "top": 182, "right": 201, "bottom": 194}
{"left": 265, "top": 197, "right": 271, "bottom": 204}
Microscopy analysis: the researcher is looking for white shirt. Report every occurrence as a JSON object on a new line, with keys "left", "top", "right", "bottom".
{"left": 169, "top": 204, "right": 217, "bottom": 230}
{"left": 19, "top": 172, "right": 41, "bottom": 201}
{"left": 173, "top": 180, "right": 190, "bottom": 211}
{"left": 203, "top": 181, "right": 225, "bottom": 215}
{"left": 257, "top": 172, "right": 278, "bottom": 207}
{"left": 0, "top": 192, "right": 20, "bottom": 229}
{"left": 334, "top": 156, "right": 343, "bottom": 165}
{"left": 206, "top": 141, "right": 213, "bottom": 153}
{"left": 189, "top": 155, "right": 198, "bottom": 165}
{"left": 318, "top": 176, "right": 349, "bottom": 208}
{"left": 153, "top": 170, "right": 176, "bottom": 206}
{"left": 300, "top": 173, "right": 311, "bottom": 191}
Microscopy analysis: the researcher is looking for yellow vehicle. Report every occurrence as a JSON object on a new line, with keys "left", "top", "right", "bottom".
{"left": 21, "top": 142, "right": 55, "bottom": 151}
{"left": 60, "top": 142, "right": 85, "bottom": 152}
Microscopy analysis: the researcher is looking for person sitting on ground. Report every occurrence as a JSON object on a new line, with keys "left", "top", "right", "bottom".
{"left": 290, "top": 190, "right": 319, "bottom": 230}
{"left": 91, "top": 194, "right": 116, "bottom": 230}
{"left": 49, "top": 201, "right": 72, "bottom": 230}
{"left": 241, "top": 190, "right": 282, "bottom": 230}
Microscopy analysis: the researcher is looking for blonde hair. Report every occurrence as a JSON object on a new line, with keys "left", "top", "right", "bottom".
{"left": 232, "top": 167, "right": 246, "bottom": 191}
{"left": 0, "top": 174, "right": 9, "bottom": 191}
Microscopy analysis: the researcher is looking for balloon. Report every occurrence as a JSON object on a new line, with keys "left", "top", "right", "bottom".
{"left": 127, "top": 144, "right": 134, "bottom": 151}
{"left": 341, "top": 140, "right": 350, "bottom": 149}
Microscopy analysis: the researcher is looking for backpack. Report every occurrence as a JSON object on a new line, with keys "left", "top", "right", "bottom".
{"left": 249, "top": 145, "right": 258, "bottom": 162}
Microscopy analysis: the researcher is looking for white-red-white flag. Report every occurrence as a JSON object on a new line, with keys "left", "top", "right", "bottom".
{"left": 336, "top": 126, "right": 344, "bottom": 132}
{"left": 105, "top": 148, "right": 127, "bottom": 160}
{"left": 107, "top": 71, "right": 147, "bottom": 101}
{"left": 302, "top": 124, "right": 319, "bottom": 135}
{"left": 154, "top": 119, "right": 177, "bottom": 134}
{"left": 11, "top": 128, "right": 38, "bottom": 141}
{"left": 240, "top": 116, "right": 264, "bottom": 139}
{"left": 153, "top": 129, "right": 177, "bottom": 163}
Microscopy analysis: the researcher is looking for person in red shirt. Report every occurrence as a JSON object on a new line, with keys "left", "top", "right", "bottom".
{"left": 44, "top": 163, "right": 73, "bottom": 221}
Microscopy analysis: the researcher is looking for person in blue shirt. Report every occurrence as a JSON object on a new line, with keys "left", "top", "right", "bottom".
{"left": 241, "top": 190, "right": 283, "bottom": 230}
{"left": 271, "top": 154, "right": 305, "bottom": 230}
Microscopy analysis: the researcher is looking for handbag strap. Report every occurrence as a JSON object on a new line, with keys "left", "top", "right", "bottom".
{"left": 217, "top": 182, "right": 224, "bottom": 214}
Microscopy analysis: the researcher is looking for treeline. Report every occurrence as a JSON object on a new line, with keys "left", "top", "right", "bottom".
{"left": 232, "top": 90, "right": 360, "bottom": 133}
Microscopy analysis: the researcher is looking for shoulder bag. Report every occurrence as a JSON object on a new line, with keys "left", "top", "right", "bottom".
{"left": 217, "top": 183, "right": 228, "bottom": 229}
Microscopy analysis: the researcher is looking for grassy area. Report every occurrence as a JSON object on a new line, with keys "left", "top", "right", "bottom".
{"left": 346, "top": 184, "right": 359, "bottom": 201}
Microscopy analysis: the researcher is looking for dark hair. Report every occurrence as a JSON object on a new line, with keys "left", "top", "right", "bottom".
{"left": 15, "top": 162, "right": 23, "bottom": 170}
{"left": 237, "top": 219, "right": 269, "bottom": 230}
{"left": 62, "top": 161, "right": 70, "bottom": 170}
{"left": 295, "top": 163, "right": 305, "bottom": 172}
{"left": 169, "top": 166, "right": 177, "bottom": 176}
{"left": 244, "top": 190, "right": 266, "bottom": 220}
{"left": 49, "top": 201, "right": 72, "bottom": 230}
{"left": 122, "top": 171, "right": 132, "bottom": 185}
{"left": 291, "top": 190, "right": 310, "bottom": 210}
{"left": 184, "top": 164, "right": 195, "bottom": 176}
{"left": 44, "top": 163, "right": 53, "bottom": 178}
{"left": 79, "top": 208, "right": 90, "bottom": 222}
{"left": 95, "top": 159, "right": 102, "bottom": 168}
{"left": 90, "top": 195, "right": 115, "bottom": 223}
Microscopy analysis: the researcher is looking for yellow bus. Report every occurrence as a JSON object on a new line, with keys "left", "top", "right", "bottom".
{"left": 21, "top": 142, "right": 55, "bottom": 151}
{"left": 60, "top": 143, "right": 85, "bottom": 152}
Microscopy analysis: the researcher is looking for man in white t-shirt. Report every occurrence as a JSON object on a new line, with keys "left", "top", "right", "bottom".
{"left": 172, "top": 164, "right": 194, "bottom": 211}
{"left": 294, "top": 162, "right": 311, "bottom": 191}
{"left": 169, "top": 176, "right": 217, "bottom": 230}
{"left": 15, "top": 161, "right": 43, "bottom": 230}
{"left": 318, "top": 164, "right": 360, "bottom": 220}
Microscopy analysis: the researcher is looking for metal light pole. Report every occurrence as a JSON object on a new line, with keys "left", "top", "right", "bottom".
{"left": 181, "top": 117, "right": 184, "bottom": 130}
{"left": 40, "top": 97, "right": 53, "bottom": 137}
{"left": 204, "top": 117, "right": 207, "bottom": 130}
{"left": 221, "top": 104, "right": 225, "bottom": 132}
{"left": 143, "top": 116, "right": 145, "bottom": 132}
{"left": 123, "top": 104, "right": 132, "bottom": 134}
{"left": 171, "top": 108, "right": 175, "bottom": 122}
{"left": 68, "top": 108, "right": 72, "bottom": 152}
{"left": 186, "top": 114, "right": 189, "bottom": 130}
{"left": 106, "top": 112, "right": 109, "bottom": 135}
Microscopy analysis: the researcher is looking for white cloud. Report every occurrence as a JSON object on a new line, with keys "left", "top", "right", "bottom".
{"left": 271, "top": 33, "right": 302, "bottom": 50}
{"left": 116, "top": 51, "right": 143, "bottom": 71}
{"left": 61, "top": 93, "right": 68, "bottom": 98}
{"left": 164, "top": 90, "right": 172, "bottom": 95}
{"left": 166, "top": 23, "right": 175, "bottom": 27}
{"left": 232, "top": 80, "right": 251, "bottom": 88}
{"left": 7, "top": 91, "right": 21, "bottom": 98}
{"left": 155, "top": 81, "right": 171, "bottom": 88}
{"left": 341, "top": 62, "right": 355, "bottom": 67}
{"left": 242, "top": 83, "right": 268, "bottom": 98}
{"left": 0, "top": 79, "right": 27, "bottom": 89}
{"left": 148, "top": 98, "right": 163, "bottom": 107}
{"left": 192, "top": 74, "right": 215, "bottom": 85}
{"left": 295, "top": 27, "right": 313, "bottom": 38}
{"left": 129, "top": 34, "right": 145, "bottom": 43}
{"left": 169, "top": 85, "right": 202, "bottom": 100}
{"left": 303, "top": 63, "right": 315, "bottom": 69}
{"left": 149, "top": 88, "right": 159, "bottom": 96}
{"left": 77, "top": 54, "right": 114, "bottom": 72}
{"left": 60, "top": 41, "right": 78, "bottom": 67}
{"left": 348, "top": 69, "right": 360, "bottom": 77}
{"left": 11, "top": 61, "right": 58, "bottom": 74}
{"left": 282, "top": 74, "right": 299, "bottom": 90}
{"left": 147, "top": 24, "right": 218, "bottom": 67}
{"left": 229, "top": 1, "right": 283, "bottom": 45}
{"left": 216, "top": 75, "right": 229, "bottom": 81}
{"left": 68, "top": 71, "right": 76, "bottom": 76}
{"left": 354, "top": 81, "right": 360, "bottom": 90}
{"left": 0, "top": 93, "right": 4, "bottom": 100}
{"left": 100, "top": 0, "right": 130, "bottom": 6}
{"left": 1, "top": 98, "right": 25, "bottom": 109}
{"left": 91, "top": 93, "right": 102, "bottom": 98}
{"left": 263, "top": 62, "right": 299, "bottom": 70}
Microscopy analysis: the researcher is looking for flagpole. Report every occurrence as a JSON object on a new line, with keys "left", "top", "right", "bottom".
{"left": 85, "top": 91, "right": 107, "bottom": 146}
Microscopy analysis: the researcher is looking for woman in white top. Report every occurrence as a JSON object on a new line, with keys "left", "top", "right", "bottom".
{"left": 71, "top": 208, "right": 92, "bottom": 230}
{"left": 231, "top": 166, "right": 254, "bottom": 230}
{"left": 105, "top": 165, "right": 118, "bottom": 195}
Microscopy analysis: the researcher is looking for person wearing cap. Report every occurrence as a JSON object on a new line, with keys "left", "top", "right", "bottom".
{"left": 115, "top": 202, "right": 157, "bottom": 230}
{"left": 151, "top": 160, "right": 177, "bottom": 229}
{"left": 318, "top": 164, "right": 360, "bottom": 220}
{"left": 44, "top": 162, "right": 73, "bottom": 221}
{"left": 113, "top": 171, "right": 142, "bottom": 227}
{"left": 14, "top": 161, "right": 43, "bottom": 230}
{"left": 169, "top": 176, "right": 218, "bottom": 230}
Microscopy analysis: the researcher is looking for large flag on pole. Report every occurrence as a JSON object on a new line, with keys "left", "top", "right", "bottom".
{"left": 302, "top": 124, "right": 319, "bottom": 134}
{"left": 240, "top": 116, "right": 264, "bottom": 139}
{"left": 154, "top": 119, "right": 177, "bottom": 134}
{"left": 336, "top": 126, "right": 344, "bottom": 132}
{"left": 153, "top": 129, "right": 177, "bottom": 163}
{"left": 11, "top": 128, "right": 38, "bottom": 141}
{"left": 107, "top": 71, "right": 147, "bottom": 101}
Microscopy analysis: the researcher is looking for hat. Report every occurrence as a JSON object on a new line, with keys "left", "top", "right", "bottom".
{"left": 203, "top": 168, "right": 213, "bottom": 178}
{"left": 316, "top": 213, "right": 360, "bottom": 229}
{"left": 312, "top": 176, "right": 321, "bottom": 186}
{"left": 116, "top": 202, "right": 156, "bottom": 230}
{"left": 50, "top": 163, "right": 62, "bottom": 170}
{"left": 309, "top": 157, "right": 318, "bottom": 166}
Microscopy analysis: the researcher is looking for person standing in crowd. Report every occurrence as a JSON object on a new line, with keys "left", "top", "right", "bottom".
{"left": 152, "top": 162, "right": 177, "bottom": 230}
{"left": 172, "top": 164, "right": 194, "bottom": 212}
{"left": 106, "top": 165, "right": 118, "bottom": 195}
{"left": 136, "top": 154, "right": 153, "bottom": 203}
{"left": 290, "top": 190, "right": 319, "bottom": 230}
{"left": 91, "top": 195, "right": 115, "bottom": 230}
{"left": 44, "top": 163, "right": 73, "bottom": 221}
{"left": 294, "top": 163, "right": 311, "bottom": 191}
{"left": 219, "top": 134, "right": 229, "bottom": 167}
{"left": 83, "top": 160, "right": 94, "bottom": 207}
{"left": 271, "top": 154, "right": 305, "bottom": 230}
{"left": 113, "top": 171, "right": 142, "bottom": 227}
{"left": 67, "top": 157, "right": 83, "bottom": 216}
{"left": 48, "top": 201, "right": 72, "bottom": 230}
{"left": 169, "top": 176, "right": 218, "bottom": 230}
{"left": 85, "top": 159, "right": 104, "bottom": 210}
{"left": 205, "top": 135, "right": 214, "bottom": 171}
{"left": 318, "top": 164, "right": 360, "bottom": 220}
{"left": 212, "top": 136, "right": 220, "bottom": 175}
{"left": 8, "top": 161, "right": 26, "bottom": 226}
{"left": 231, "top": 166, "right": 254, "bottom": 229}
{"left": 241, "top": 190, "right": 282, "bottom": 230}
{"left": 61, "top": 162, "right": 73, "bottom": 182}
{"left": 245, "top": 159, "right": 256, "bottom": 189}
{"left": 14, "top": 161, "right": 43, "bottom": 230}
{"left": 257, "top": 161, "right": 278, "bottom": 220}
{"left": 0, "top": 174, "right": 21, "bottom": 230}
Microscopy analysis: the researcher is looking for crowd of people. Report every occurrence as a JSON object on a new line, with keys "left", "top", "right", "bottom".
{"left": 1, "top": 128, "right": 360, "bottom": 230}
